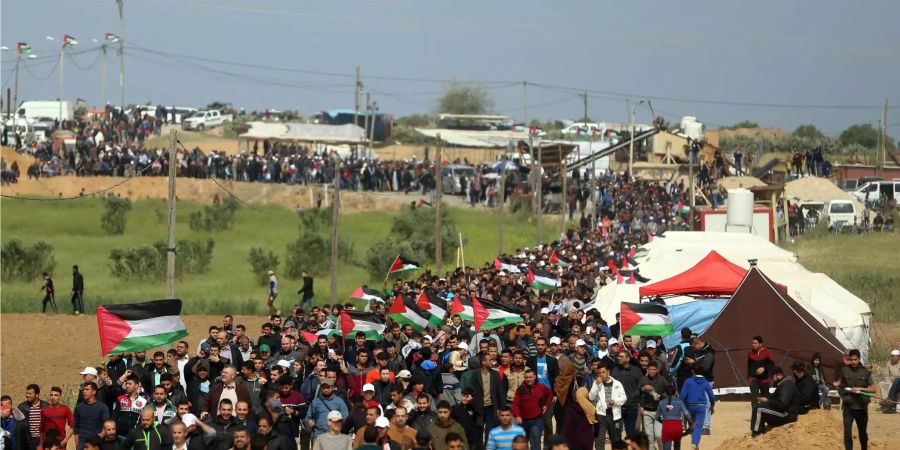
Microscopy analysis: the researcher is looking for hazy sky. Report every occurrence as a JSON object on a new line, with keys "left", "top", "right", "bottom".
{"left": 2, "top": 0, "right": 899, "bottom": 136}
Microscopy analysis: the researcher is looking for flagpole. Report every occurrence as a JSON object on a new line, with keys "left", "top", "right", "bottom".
{"left": 58, "top": 42, "right": 64, "bottom": 125}
{"left": 384, "top": 253, "right": 399, "bottom": 287}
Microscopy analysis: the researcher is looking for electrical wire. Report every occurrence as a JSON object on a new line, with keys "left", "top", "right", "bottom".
{"left": 65, "top": 47, "right": 103, "bottom": 70}
{"left": 1, "top": 162, "right": 155, "bottom": 201}
{"left": 22, "top": 58, "right": 60, "bottom": 81}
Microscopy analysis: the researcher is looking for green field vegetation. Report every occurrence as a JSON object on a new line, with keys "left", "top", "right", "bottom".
{"left": 785, "top": 229, "right": 900, "bottom": 358}
{"left": 0, "top": 198, "right": 549, "bottom": 314}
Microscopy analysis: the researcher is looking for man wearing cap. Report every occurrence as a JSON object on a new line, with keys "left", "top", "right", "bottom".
{"left": 77, "top": 367, "right": 110, "bottom": 407}
{"left": 450, "top": 343, "right": 470, "bottom": 378}
{"left": 570, "top": 339, "right": 590, "bottom": 375}
{"left": 546, "top": 337, "right": 562, "bottom": 360}
{"left": 881, "top": 349, "right": 900, "bottom": 412}
{"left": 312, "top": 410, "right": 352, "bottom": 450}
{"left": 306, "top": 378, "right": 349, "bottom": 438}
{"left": 750, "top": 366, "right": 799, "bottom": 437}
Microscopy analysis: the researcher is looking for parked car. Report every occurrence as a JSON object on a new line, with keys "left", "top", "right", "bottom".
{"left": 182, "top": 109, "right": 233, "bottom": 131}
{"left": 441, "top": 164, "right": 477, "bottom": 195}
{"left": 850, "top": 180, "right": 899, "bottom": 205}
{"left": 825, "top": 200, "right": 856, "bottom": 229}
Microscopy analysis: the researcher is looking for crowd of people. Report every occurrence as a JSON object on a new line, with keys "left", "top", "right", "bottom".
{"left": 4, "top": 171, "right": 898, "bottom": 450}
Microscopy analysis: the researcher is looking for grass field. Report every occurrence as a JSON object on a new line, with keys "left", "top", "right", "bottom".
{"left": 0, "top": 198, "right": 548, "bottom": 313}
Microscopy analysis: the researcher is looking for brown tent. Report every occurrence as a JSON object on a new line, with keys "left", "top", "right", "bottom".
{"left": 698, "top": 266, "right": 846, "bottom": 390}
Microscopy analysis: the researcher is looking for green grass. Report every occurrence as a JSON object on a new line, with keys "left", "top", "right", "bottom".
{"left": 1, "top": 198, "right": 554, "bottom": 314}
{"left": 784, "top": 229, "right": 899, "bottom": 359}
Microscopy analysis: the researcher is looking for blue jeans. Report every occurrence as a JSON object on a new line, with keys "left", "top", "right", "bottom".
{"left": 687, "top": 405, "right": 706, "bottom": 446}
{"left": 703, "top": 382, "right": 713, "bottom": 430}
{"left": 621, "top": 406, "right": 639, "bottom": 437}
{"left": 888, "top": 378, "right": 900, "bottom": 402}
{"left": 522, "top": 417, "right": 544, "bottom": 450}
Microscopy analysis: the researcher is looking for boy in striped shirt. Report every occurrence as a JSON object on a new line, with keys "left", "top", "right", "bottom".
{"left": 485, "top": 406, "right": 525, "bottom": 450}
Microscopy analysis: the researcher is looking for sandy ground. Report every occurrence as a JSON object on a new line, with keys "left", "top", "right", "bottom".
{"left": 2, "top": 147, "right": 472, "bottom": 213}
{"left": 1, "top": 313, "right": 898, "bottom": 450}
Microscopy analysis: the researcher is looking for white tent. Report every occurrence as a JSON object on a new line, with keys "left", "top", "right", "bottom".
{"left": 590, "top": 232, "right": 872, "bottom": 360}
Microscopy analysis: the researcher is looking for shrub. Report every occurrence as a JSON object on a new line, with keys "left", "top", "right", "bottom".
{"left": 248, "top": 247, "right": 280, "bottom": 286}
{"left": 108, "top": 238, "right": 215, "bottom": 281}
{"left": 100, "top": 197, "right": 133, "bottom": 235}
{"left": 189, "top": 197, "right": 239, "bottom": 232}
{"left": 363, "top": 206, "right": 459, "bottom": 280}
{"left": 283, "top": 208, "right": 353, "bottom": 278}
{"left": 0, "top": 239, "right": 56, "bottom": 281}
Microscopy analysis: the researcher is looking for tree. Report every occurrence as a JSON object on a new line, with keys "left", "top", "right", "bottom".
{"left": 362, "top": 206, "right": 459, "bottom": 280}
{"left": 437, "top": 81, "right": 494, "bottom": 115}
{"left": 793, "top": 125, "right": 826, "bottom": 140}
{"left": 283, "top": 209, "right": 354, "bottom": 278}
{"left": 720, "top": 120, "right": 760, "bottom": 130}
{"left": 839, "top": 124, "right": 881, "bottom": 149}
{"left": 101, "top": 197, "right": 132, "bottom": 235}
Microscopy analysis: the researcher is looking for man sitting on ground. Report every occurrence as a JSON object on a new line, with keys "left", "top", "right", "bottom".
{"left": 750, "top": 366, "right": 799, "bottom": 437}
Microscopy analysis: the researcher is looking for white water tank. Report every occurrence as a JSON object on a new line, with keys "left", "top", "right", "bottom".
{"left": 726, "top": 188, "right": 754, "bottom": 233}
{"left": 680, "top": 116, "right": 703, "bottom": 140}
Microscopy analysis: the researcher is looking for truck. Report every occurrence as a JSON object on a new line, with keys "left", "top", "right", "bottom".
{"left": 181, "top": 109, "right": 233, "bottom": 131}
{"left": 825, "top": 200, "right": 857, "bottom": 230}
{"left": 15, "top": 100, "right": 74, "bottom": 122}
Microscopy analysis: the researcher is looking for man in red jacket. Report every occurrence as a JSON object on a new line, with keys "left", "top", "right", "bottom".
{"left": 747, "top": 335, "right": 775, "bottom": 408}
{"left": 511, "top": 369, "right": 552, "bottom": 450}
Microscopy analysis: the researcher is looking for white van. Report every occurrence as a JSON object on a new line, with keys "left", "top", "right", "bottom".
{"left": 17, "top": 101, "right": 74, "bottom": 122}
{"left": 825, "top": 200, "right": 856, "bottom": 229}
{"left": 851, "top": 181, "right": 900, "bottom": 205}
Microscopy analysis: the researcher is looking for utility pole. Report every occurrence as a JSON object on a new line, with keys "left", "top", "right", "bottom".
{"left": 559, "top": 144, "right": 567, "bottom": 238}
{"left": 628, "top": 101, "right": 635, "bottom": 179}
{"left": 880, "top": 98, "right": 888, "bottom": 176}
{"left": 498, "top": 139, "right": 510, "bottom": 254}
{"left": 12, "top": 50, "right": 20, "bottom": 129}
{"left": 100, "top": 44, "right": 107, "bottom": 107}
{"left": 166, "top": 131, "right": 178, "bottom": 299}
{"left": 536, "top": 137, "right": 543, "bottom": 245}
{"left": 523, "top": 81, "right": 528, "bottom": 128}
{"left": 369, "top": 101, "right": 378, "bottom": 148}
{"left": 354, "top": 66, "right": 361, "bottom": 126}
{"left": 117, "top": 0, "right": 125, "bottom": 111}
{"left": 363, "top": 92, "right": 371, "bottom": 149}
{"left": 58, "top": 42, "right": 64, "bottom": 124}
{"left": 434, "top": 134, "right": 443, "bottom": 275}
{"left": 689, "top": 150, "right": 695, "bottom": 231}
{"left": 331, "top": 155, "right": 340, "bottom": 304}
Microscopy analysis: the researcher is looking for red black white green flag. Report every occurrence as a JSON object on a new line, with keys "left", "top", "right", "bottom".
{"left": 620, "top": 302, "right": 673, "bottom": 336}
{"left": 416, "top": 290, "right": 447, "bottom": 327}
{"left": 493, "top": 258, "right": 520, "bottom": 273}
{"left": 339, "top": 310, "right": 385, "bottom": 340}
{"left": 96, "top": 299, "right": 188, "bottom": 357}
{"left": 528, "top": 267, "right": 560, "bottom": 290}
{"left": 388, "top": 292, "right": 433, "bottom": 331}
{"left": 350, "top": 286, "right": 386, "bottom": 303}
{"left": 387, "top": 255, "right": 419, "bottom": 275}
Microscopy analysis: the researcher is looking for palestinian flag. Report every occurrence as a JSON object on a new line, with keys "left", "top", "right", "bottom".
{"left": 674, "top": 201, "right": 690, "bottom": 214}
{"left": 96, "top": 299, "right": 188, "bottom": 357}
{"left": 17, "top": 43, "right": 31, "bottom": 56}
{"left": 528, "top": 267, "right": 560, "bottom": 290}
{"left": 473, "top": 298, "right": 523, "bottom": 331}
{"left": 627, "top": 272, "right": 636, "bottom": 284}
{"left": 628, "top": 247, "right": 636, "bottom": 257}
{"left": 388, "top": 255, "right": 419, "bottom": 275}
{"left": 647, "top": 233, "right": 654, "bottom": 243}
{"left": 63, "top": 35, "right": 78, "bottom": 48}
{"left": 620, "top": 302, "right": 674, "bottom": 336}
{"left": 350, "top": 286, "right": 385, "bottom": 303}
{"left": 301, "top": 329, "right": 334, "bottom": 345}
{"left": 104, "top": 33, "right": 120, "bottom": 44}
{"left": 607, "top": 259, "right": 618, "bottom": 275}
{"left": 493, "top": 258, "right": 520, "bottom": 273}
{"left": 339, "top": 310, "right": 385, "bottom": 340}
{"left": 450, "top": 296, "right": 475, "bottom": 321}
{"left": 548, "top": 251, "right": 571, "bottom": 268}
{"left": 416, "top": 290, "right": 447, "bottom": 327}
{"left": 388, "top": 293, "right": 432, "bottom": 331}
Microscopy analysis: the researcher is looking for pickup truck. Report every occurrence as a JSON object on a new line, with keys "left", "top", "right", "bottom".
{"left": 182, "top": 110, "right": 233, "bottom": 131}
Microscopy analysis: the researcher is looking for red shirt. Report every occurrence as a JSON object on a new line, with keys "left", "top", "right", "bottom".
{"left": 511, "top": 382, "right": 553, "bottom": 420}
{"left": 40, "top": 404, "right": 73, "bottom": 439}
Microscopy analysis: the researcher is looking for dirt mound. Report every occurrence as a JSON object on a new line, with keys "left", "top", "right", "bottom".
{"left": 715, "top": 409, "right": 889, "bottom": 449}
{"left": 718, "top": 176, "right": 767, "bottom": 190}
{"left": 1, "top": 146, "right": 36, "bottom": 166}
{"left": 785, "top": 177, "right": 866, "bottom": 217}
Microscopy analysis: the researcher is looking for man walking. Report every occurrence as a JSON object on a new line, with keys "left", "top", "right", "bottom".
{"left": 267, "top": 270, "right": 279, "bottom": 316}
{"left": 511, "top": 369, "right": 551, "bottom": 450}
{"left": 611, "top": 350, "right": 642, "bottom": 437}
{"left": 747, "top": 336, "right": 774, "bottom": 408}
{"left": 638, "top": 361, "right": 667, "bottom": 450}
{"left": 484, "top": 406, "right": 524, "bottom": 450}
{"left": 71, "top": 265, "right": 85, "bottom": 315}
{"left": 589, "top": 362, "right": 627, "bottom": 450}
{"left": 297, "top": 271, "right": 314, "bottom": 312}
{"left": 40, "top": 272, "right": 58, "bottom": 314}
{"left": 834, "top": 349, "right": 876, "bottom": 450}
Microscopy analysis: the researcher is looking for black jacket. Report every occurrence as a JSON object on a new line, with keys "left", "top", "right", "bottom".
{"left": 467, "top": 368, "right": 505, "bottom": 415}
{"left": 450, "top": 403, "right": 480, "bottom": 445}
{"left": 120, "top": 423, "right": 174, "bottom": 450}
{"left": 73, "top": 271, "right": 85, "bottom": 292}
{"left": 794, "top": 374, "right": 819, "bottom": 413}
{"left": 692, "top": 344, "right": 716, "bottom": 382}
{"left": 526, "top": 354, "right": 559, "bottom": 389}
{"left": 298, "top": 276, "right": 314, "bottom": 301}
{"left": 766, "top": 379, "right": 799, "bottom": 419}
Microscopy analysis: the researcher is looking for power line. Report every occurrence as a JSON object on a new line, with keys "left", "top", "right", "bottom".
{"left": 22, "top": 58, "right": 60, "bottom": 81}
{"left": 65, "top": 47, "right": 103, "bottom": 70}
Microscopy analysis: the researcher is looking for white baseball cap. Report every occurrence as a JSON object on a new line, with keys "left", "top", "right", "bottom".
{"left": 575, "top": 339, "right": 588, "bottom": 347}
{"left": 276, "top": 360, "right": 291, "bottom": 369}
{"left": 327, "top": 410, "right": 344, "bottom": 422}
{"left": 891, "top": 349, "right": 900, "bottom": 357}
{"left": 549, "top": 337, "right": 561, "bottom": 345}
{"left": 646, "top": 340, "right": 657, "bottom": 349}
{"left": 457, "top": 343, "right": 469, "bottom": 350}
{"left": 609, "top": 338, "right": 620, "bottom": 346}
{"left": 540, "top": 307, "right": 551, "bottom": 314}
{"left": 79, "top": 367, "right": 98, "bottom": 376}
{"left": 181, "top": 413, "right": 198, "bottom": 427}
{"left": 397, "top": 370, "right": 412, "bottom": 379}
{"left": 375, "top": 416, "right": 390, "bottom": 428}
{"left": 363, "top": 383, "right": 375, "bottom": 392}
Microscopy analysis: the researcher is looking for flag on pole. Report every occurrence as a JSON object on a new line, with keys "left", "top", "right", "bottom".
{"left": 493, "top": 258, "right": 520, "bottom": 273}
{"left": 301, "top": 329, "right": 333, "bottom": 345}
{"left": 104, "top": 33, "right": 120, "bottom": 44}
{"left": 627, "top": 272, "right": 636, "bottom": 284}
{"left": 450, "top": 296, "right": 475, "bottom": 321}
{"left": 16, "top": 43, "right": 31, "bottom": 56}
{"left": 350, "top": 286, "right": 385, "bottom": 303}
{"left": 674, "top": 201, "right": 690, "bottom": 214}
{"left": 547, "top": 251, "right": 560, "bottom": 265}
{"left": 388, "top": 293, "right": 432, "bottom": 331}
{"left": 472, "top": 297, "right": 522, "bottom": 331}
{"left": 616, "top": 273, "right": 624, "bottom": 284}
{"left": 528, "top": 267, "right": 560, "bottom": 290}
{"left": 339, "top": 310, "right": 385, "bottom": 340}
{"left": 628, "top": 247, "right": 636, "bottom": 258}
{"left": 96, "top": 299, "right": 188, "bottom": 357}
{"left": 63, "top": 35, "right": 78, "bottom": 48}
{"left": 620, "top": 302, "right": 674, "bottom": 336}
{"left": 416, "top": 290, "right": 447, "bottom": 327}
{"left": 387, "top": 255, "right": 419, "bottom": 275}
{"left": 607, "top": 259, "right": 618, "bottom": 275}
